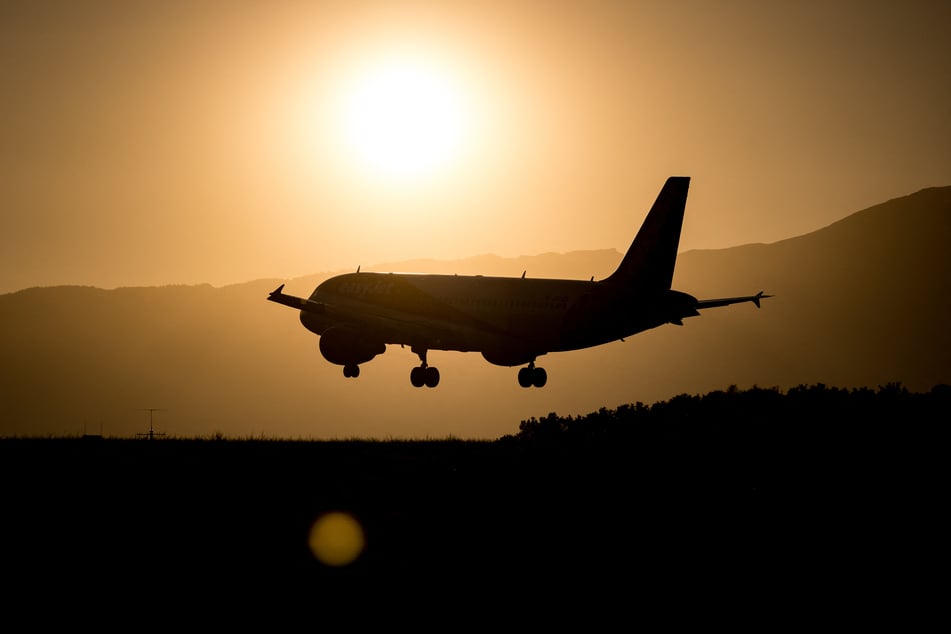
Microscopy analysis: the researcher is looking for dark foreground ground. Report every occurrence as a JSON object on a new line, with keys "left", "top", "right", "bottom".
{"left": 3, "top": 385, "right": 946, "bottom": 617}
{"left": 2, "top": 435, "right": 943, "bottom": 614}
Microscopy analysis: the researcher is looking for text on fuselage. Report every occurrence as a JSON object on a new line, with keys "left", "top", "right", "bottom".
{"left": 338, "top": 279, "right": 395, "bottom": 298}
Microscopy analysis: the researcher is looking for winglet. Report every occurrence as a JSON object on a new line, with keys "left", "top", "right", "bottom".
{"left": 752, "top": 291, "right": 773, "bottom": 308}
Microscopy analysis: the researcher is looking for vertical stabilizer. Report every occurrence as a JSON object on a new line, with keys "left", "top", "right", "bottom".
{"left": 602, "top": 176, "right": 690, "bottom": 292}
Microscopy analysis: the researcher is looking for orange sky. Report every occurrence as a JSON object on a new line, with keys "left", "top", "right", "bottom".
{"left": 2, "top": 0, "right": 949, "bottom": 294}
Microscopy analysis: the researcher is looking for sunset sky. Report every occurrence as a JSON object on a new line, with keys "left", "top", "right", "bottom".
{"left": 2, "top": 0, "right": 949, "bottom": 294}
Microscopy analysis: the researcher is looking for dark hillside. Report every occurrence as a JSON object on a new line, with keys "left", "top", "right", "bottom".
{"left": 673, "top": 185, "right": 951, "bottom": 392}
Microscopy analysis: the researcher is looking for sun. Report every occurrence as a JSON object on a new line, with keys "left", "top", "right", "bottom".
{"left": 340, "top": 58, "right": 469, "bottom": 183}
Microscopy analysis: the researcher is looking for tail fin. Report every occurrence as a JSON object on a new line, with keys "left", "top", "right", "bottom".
{"left": 602, "top": 176, "right": 690, "bottom": 292}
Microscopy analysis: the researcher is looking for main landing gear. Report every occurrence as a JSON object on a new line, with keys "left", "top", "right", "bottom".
{"left": 410, "top": 346, "right": 440, "bottom": 388}
{"left": 518, "top": 362, "right": 547, "bottom": 388}
{"left": 343, "top": 364, "right": 360, "bottom": 378}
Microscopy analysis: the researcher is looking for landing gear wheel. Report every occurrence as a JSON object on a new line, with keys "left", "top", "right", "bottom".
{"left": 411, "top": 365, "right": 440, "bottom": 387}
{"left": 532, "top": 367, "right": 547, "bottom": 388}
{"left": 343, "top": 364, "right": 360, "bottom": 378}
{"left": 518, "top": 364, "right": 547, "bottom": 388}
{"left": 410, "top": 366, "right": 425, "bottom": 387}
{"left": 518, "top": 367, "right": 533, "bottom": 388}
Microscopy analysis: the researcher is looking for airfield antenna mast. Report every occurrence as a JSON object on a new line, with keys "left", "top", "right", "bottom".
{"left": 136, "top": 408, "right": 167, "bottom": 440}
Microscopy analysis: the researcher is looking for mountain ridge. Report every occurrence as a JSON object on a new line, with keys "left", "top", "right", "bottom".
{"left": 2, "top": 184, "right": 949, "bottom": 439}
{"left": 5, "top": 184, "right": 948, "bottom": 296}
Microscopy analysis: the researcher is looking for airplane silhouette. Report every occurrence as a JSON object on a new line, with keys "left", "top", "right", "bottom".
{"left": 267, "top": 176, "right": 770, "bottom": 388}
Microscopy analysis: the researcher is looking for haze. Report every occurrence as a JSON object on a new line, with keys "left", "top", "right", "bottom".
{"left": 2, "top": 0, "right": 949, "bottom": 294}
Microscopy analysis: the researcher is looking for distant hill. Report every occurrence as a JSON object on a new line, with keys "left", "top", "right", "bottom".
{"left": 1, "top": 185, "right": 949, "bottom": 439}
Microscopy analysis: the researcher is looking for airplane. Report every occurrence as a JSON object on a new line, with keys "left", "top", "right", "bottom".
{"left": 267, "top": 176, "right": 771, "bottom": 388}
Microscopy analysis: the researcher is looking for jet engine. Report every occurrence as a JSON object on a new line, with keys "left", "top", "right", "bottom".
{"left": 318, "top": 327, "right": 386, "bottom": 366}
{"left": 481, "top": 348, "right": 536, "bottom": 367}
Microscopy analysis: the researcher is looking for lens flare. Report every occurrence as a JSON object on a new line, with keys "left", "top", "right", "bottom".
{"left": 308, "top": 511, "right": 366, "bottom": 567}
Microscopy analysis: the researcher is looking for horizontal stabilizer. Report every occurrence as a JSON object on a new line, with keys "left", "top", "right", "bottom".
{"left": 696, "top": 291, "right": 772, "bottom": 310}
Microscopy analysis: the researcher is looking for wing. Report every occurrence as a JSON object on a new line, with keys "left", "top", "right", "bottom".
{"left": 266, "top": 284, "right": 325, "bottom": 313}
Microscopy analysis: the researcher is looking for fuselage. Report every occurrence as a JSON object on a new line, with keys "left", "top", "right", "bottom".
{"left": 299, "top": 271, "right": 694, "bottom": 366}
